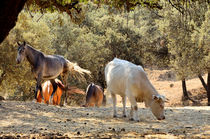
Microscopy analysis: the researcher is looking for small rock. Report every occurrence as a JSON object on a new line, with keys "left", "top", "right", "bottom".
{"left": 185, "top": 126, "right": 192, "bottom": 129}
{"left": 66, "top": 118, "right": 71, "bottom": 121}
{"left": 154, "top": 128, "right": 159, "bottom": 132}
{"left": 56, "top": 133, "right": 62, "bottom": 136}
{"left": 121, "top": 128, "right": 125, "bottom": 132}
{"left": 170, "top": 84, "right": 174, "bottom": 88}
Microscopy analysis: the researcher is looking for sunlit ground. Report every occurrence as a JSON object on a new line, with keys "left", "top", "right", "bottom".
{"left": 0, "top": 100, "right": 209, "bottom": 138}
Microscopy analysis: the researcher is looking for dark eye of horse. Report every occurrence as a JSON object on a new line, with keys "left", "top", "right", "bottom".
{"left": 19, "top": 47, "right": 25, "bottom": 53}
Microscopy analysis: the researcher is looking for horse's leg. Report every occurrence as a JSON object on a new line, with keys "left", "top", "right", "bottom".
{"left": 60, "top": 73, "right": 68, "bottom": 107}
{"left": 49, "top": 79, "right": 58, "bottom": 104}
{"left": 35, "top": 88, "right": 38, "bottom": 99}
{"left": 35, "top": 73, "right": 43, "bottom": 100}
{"left": 35, "top": 83, "right": 43, "bottom": 100}
{"left": 39, "top": 85, "right": 43, "bottom": 100}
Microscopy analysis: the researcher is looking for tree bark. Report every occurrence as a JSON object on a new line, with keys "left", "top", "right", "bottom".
{"left": 0, "top": 71, "right": 6, "bottom": 86}
{"left": 198, "top": 74, "right": 208, "bottom": 92}
{"left": 182, "top": 79, "right": 197, "bottom": 103}
{"left": 0, "top": 0, "right": 27, "bottom": 44}
{"left": 182, "top": 79, "right": 189, "bottom": 100}
{"left": 207, "top": 72, "right": 210, "bottom": 106}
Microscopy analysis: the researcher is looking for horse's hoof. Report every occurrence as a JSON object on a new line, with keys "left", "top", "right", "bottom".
{"left": 113, "top": 115, "right": 117, "bottom": 118}
{"left": 129, "top": 118, "right": 134, "bottom": 121}
{"left": 123, "top": 115, "right": 126, "bottom": 118}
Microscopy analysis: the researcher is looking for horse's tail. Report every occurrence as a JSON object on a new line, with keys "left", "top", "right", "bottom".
{"left": 85, "top": 83, "right": 95, "bottom": 104}
{"left": 67, "top": 60, "right": 91, "bottom": 81}
{"left": 55, "top": 79, "right": 65, "bottom": 90}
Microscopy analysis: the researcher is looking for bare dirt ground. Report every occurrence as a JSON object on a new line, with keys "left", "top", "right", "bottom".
{"left": 0, "top": 69, "right": 209, "bottom": 138}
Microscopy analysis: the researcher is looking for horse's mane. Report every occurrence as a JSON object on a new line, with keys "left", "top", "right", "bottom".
{"left": 26, "top": 44, "right": 45, "bottom": 55}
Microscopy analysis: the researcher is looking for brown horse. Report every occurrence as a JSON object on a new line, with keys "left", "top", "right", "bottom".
{"left": 16, "top": 41, "right": 91, "bottom": 106}
{"left": 83, "top": 83, "right": 106, "bottom": 107}
{"left": 37, "top": 79, "right": 64, "bottom": 105}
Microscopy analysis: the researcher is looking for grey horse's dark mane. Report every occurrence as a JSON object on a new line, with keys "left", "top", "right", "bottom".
{"left": 26, "top": 44, "right": 44, "bottom": 55}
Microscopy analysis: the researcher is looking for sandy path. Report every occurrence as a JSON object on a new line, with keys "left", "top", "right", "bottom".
{"left": 0, "top": 101, "right": 209, "bottom": 138}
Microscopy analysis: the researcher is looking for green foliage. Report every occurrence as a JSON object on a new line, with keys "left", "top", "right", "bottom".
{"left": 157, "top": 0, "right": 209, "bottom": 80}
{"left": 192, "top": 8, "right": 210, "bottom": 71}
{"left": 35, "top": 2, "right": 167, "bottom": 89}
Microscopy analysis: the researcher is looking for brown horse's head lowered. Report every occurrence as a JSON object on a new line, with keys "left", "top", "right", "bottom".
{"left": 83, "top": 83, "right": 106, "bottom": 107}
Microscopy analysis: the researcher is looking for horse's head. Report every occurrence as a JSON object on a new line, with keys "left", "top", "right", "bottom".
{"left": 16, "top": 41, "right": 27, "bottom": 64}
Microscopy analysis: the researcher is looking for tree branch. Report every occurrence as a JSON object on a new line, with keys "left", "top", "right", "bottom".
{"left": 168, "top": 0, "right": 184, "bottom": 14}
{"left": 198, "top": 74, "right": 208, "bottom": 92}
{"left": 34, "top": 0, "right": 80, "bottom": 16}
{"left": 26, "top": 3, "right": 34, "bottom": 18}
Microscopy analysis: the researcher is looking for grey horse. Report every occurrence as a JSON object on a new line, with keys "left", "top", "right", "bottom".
{"left": 16, "top": 41, "right": 91, "bottom": 106}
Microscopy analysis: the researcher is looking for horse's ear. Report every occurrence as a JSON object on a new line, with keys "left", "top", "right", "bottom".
{"left": 17, "top": 42, "right": 20, "bottom": 46}
{"left": 23, "top": 41, "right": 26, "bottom": 46}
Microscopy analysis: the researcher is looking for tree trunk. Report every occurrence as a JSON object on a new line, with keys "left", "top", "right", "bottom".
{"left": 0, "top": 71, "right": 6, "bottom": 86}
{"left": 182, "top": 79, "right": 197, "bottom": 103}
{"left": 207, "top": 72, "right": 210, "bottom": 106}
{"left": 0, "top": 0, "right": 27, "bottom": 44}
{"left": 198, "top": 74, "right": 207, "bottom": 91}
{"left": 182, "top": 79, "right": 189, "bottom": 100}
